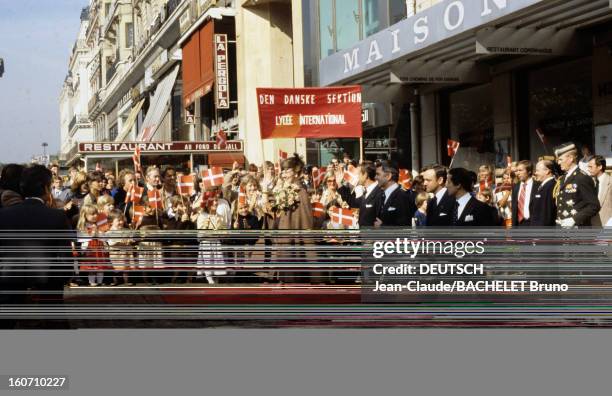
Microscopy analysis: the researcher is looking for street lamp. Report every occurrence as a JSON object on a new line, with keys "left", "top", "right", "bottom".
{"left": 42, "top": 142, "right": 48, "bottom": 157}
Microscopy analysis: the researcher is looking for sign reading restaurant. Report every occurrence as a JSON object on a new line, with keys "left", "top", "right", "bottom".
{"left": 319, "top": 0, "right": 544, "bottom": 85}
{"left": 79, "top": 141, "right": 243, "bottom": 154}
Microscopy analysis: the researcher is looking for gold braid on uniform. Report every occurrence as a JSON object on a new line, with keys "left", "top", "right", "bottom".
{"left": 553, "top": 178, "right": 562, "bottom": 202}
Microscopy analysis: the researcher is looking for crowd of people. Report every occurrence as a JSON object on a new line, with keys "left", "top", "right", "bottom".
{"left": 0, "top": 141, "right": 609, "bottom": 287}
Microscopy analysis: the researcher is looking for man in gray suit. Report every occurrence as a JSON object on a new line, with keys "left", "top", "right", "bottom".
{"left": 588, "top": 155, "right": 611, "bottom": 227}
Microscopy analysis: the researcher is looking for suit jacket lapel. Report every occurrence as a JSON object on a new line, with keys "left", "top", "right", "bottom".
{"left": 459, "top": 197, "right": 475, "bottom": 223}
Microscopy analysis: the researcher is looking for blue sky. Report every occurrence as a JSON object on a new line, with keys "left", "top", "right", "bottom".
{"left": 0, "top": 0, "right": 88, "bottom": 163}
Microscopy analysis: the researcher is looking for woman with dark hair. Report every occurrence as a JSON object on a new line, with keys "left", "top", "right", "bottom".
{"left": 83, "top": 171, "right": 106, "bottom": 206}
{"left": 0, "top": 163, "right": 24, "bottom": 208}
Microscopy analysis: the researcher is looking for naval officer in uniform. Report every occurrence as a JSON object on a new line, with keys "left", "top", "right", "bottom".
{"left": 553, "top": 142, "right": 600, "bottom": 228}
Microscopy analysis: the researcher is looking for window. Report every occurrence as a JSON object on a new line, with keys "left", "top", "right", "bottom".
{"left": 318, "top": 0, "right": 398, "bottom": 58}
{"left": 446, "top": 84, "right": 495, "bottom": 171}
{"left": 104, "top": 2, "right": 111, "bottom": 17}
{"left": 362, "top": 0, "right": 386, "bottom": 38}
{"left": 526, "top": 58, "right": 593, "bottom": 161}
{"left": 108, "top": 122, "right": 118, "bottom": 141}
{"left": 319, "top": 0, "right": 334, "bottom": 58}
{"left": 125, "top": 22, "right": 134, "bottom": 48}
{"left": 389, "top": 0, "right": 407, "bottom": 25}
{"left": 335, "top": 0, "right": 360, "bottom": 51}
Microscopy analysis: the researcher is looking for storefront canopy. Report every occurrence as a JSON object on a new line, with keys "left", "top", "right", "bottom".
{"left": 140, "top": 65, "right": 180, "bottom": 142}
{"left": 181, "top": 20, "right": 214, "bottom": 108}
{"left": 116, "top": 99, "right": 145, "bottom": 142}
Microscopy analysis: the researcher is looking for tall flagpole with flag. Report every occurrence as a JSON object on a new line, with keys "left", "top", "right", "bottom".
{"left": 535, "top": 128, "right": 549, "bottom": 154}
{"left": 447, "top": 139, "right": 460, "bottom": 168}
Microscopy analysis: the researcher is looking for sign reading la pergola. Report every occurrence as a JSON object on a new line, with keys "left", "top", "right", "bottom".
{"left": 79, "top": 141, "right": 243, "bottom": 154}
{"left": 256, "top": 86, "right": 363, "bottom": 139}
{"left": 215, "top": 34, "right": 230, "bottom": 109}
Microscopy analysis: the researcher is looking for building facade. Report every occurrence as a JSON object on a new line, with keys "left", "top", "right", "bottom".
{"left": 59, "top": 7, "right": 95, "bottom": 164}
{"left": 60, "top": 0, "right": 312, "bottom": 170}
{"left": 315, "top": 0, "right": 612, "bottom": 170}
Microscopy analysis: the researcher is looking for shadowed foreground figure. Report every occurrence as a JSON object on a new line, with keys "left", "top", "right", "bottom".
{"left": 0, "top": 165, "right": 74, "bottom": 329}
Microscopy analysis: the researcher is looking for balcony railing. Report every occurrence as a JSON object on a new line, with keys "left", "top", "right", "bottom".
{"left": 88, "top": 92, "right": 100, "bottom": 113}
{"left": 106, "top": 61, "right": 117, "bottom": 84}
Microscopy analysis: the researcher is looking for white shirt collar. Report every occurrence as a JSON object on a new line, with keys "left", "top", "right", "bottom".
{"left": 455, "top": 193, "right": 472, "bottom": 218}
{"left": 435, "top": 187, "right": 447, "bottom": 204}
{"left": 540, "top": 176, "right": 555, "bottom": 187}
{"left": 565, "top": 165, "right": 578, "bottom": 181}
{"left": 365, "top": 182, "right": 377, "bottom": 198}
{"left": 384, "top": 183, "right": 399, "bottom": 202}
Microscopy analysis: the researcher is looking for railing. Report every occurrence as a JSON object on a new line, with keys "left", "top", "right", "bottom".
{"left": 105, "top": 61, "right": 117, "bottom": 84}
{"left": 88, "top": 92, "right": 100, "bottom": 113}
{"left": 166, "top": 0, "right": 185, "bottom": 16}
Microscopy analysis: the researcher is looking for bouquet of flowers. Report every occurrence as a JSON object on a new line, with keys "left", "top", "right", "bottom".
{"left": 271, "top": 180, "right": 301, "bottom": 212}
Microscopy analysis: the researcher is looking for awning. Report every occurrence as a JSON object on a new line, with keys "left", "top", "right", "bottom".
{"left": 181, "top": 20, "right": 214, "bottom": 108}
{"left": 115, "top": 99, "right": 145, "bottom": 142}
{"left": 140, "top": 65, "right": 180, "bottom": 142}
{"left": 208, "top": 153, "right": 245, "bottom": 169}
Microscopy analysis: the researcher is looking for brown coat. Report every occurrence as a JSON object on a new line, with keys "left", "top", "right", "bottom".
{"left": 277, "top": 187, "right": 313, "bottom": 230}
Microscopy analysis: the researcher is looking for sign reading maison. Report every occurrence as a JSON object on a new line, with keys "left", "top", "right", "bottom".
{"left": 319, "top": 0, "right": 544, "bottom": 86}
{"left": 79, "top": 141, "right": 243, "bottom": 154}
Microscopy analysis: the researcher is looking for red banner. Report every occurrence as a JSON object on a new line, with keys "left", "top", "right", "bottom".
{"left": 256, "top": 86, "right": 363, "bottom": 139}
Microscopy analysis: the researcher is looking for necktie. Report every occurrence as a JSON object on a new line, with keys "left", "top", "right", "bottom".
{"left": 517, "top": 183, "right": 526, "bottom": 223}
{"left": 451, "top": 202, "right": 459, "bottom": 226}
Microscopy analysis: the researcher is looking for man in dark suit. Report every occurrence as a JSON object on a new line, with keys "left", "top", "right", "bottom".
{"left": 422, "top": 164, "right": 455, "bottom": 226}
{"left": 374, "top": 161, "right": 414, "bottom": 227}
{"left": 554, "top": 142, "right": 600, "bottom": 228}
{"left": 353, "top": 161, "right": 382, "bottom": 227}
{"left": 531, "top": 160, "right": 557, "bottom": 227}
{"left": 0, "top": 165, "right": 74, "bottom": 327}
{"left": 511, "top": 160, "right": 540, "bottom": 227}
{"left": 446, "top": 167, "right": 496, "bottom": 227}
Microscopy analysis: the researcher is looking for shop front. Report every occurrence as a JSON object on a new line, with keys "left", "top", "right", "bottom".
{"left": 317, "top": 0, "right": 612, "bottom": 171}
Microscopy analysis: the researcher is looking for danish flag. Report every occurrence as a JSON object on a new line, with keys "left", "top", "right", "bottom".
{"left": 127, "top": 185, "right": 144, "bottom": 204}
{"left": 201, "top": 167, "right": 225, "bottom": 188}
{"left": 399, "top": 169, "right": 413, "bottom": 190}
{"left": 132, "top": 147, "right": 142, "bottom": 173}
{"left": 96, "top": 213, "right": 110, "bottom": 232}
{"left": 479, "top": 175, "right": 494, "bottom": 192}
{"left": 278, "top": 149, "right": 288, "bottom": 160}
{"left": 238, "top": 185, "right": 247, "bottom": 205}
{"left": 312, "top": 166, "right": 327, "bottom": 189}
{"left": 343, "top": 165, "right": 359, "bottom": 186}
{"left": 447, "top": 139, "right": 460, "bottom": 158}
{"left": 177, "top": 174, "right": 195, "bottom": 196}
{"left": 200, "top": 191, "right": 220, "bottom": 209}
{"left": 147, "top": 189, "right": 163, "bottom": 210}
{"left": 329, "top": 206, "right": 357, "bottom": 227}
{"left": 216, "top": 130, "right": 227, "bottom": 149}
{"left": 312, "top": 201, "right": 326, "bottom": 218}
{"left": 95, "top": 162, "right": 102, "bottom": 172}
{"left": 132, "top": 205, "right": 145, "bottom": 224}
